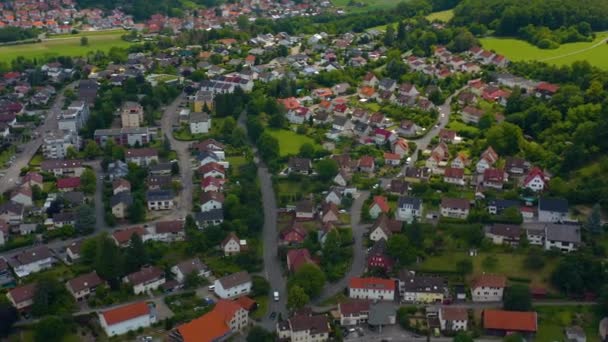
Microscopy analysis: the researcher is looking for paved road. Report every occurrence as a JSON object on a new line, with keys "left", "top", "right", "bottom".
{"left": 160, "top": 93, "right": 193, "bottom": 217}
{"left": 87, "top": 160, "right": 108, "bottom": 231}
{"left": 316, "top": 190, "right": 370, "bottom": 303}
{"left": 0, "top": 82, "right": 76, "bottom": 194}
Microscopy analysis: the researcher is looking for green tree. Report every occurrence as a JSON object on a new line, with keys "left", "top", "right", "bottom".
{"left": 456, "top": 259, "right": 473, "bottom": 276}
{"left": 80, "top": 168, "right": 96, "bottom": 194}
{"left": 80, "top": 36, "right": 88, "bottom": 46}
{"left": 503, "top": 333, "right": 523, "bottom": 342}
{"left": 287, "top": 285, "right": 309, "bottom": 310}
{"left": 74, "top": 205, "right": 95, "bottom": 234}
{"left": 453, "top": 332, "right": 474, "bottom": 342}
{"left": 485, "top": 122, "right": 524, "bottom": 155}
{"left": 523, "top": 249, "right": 545, "bottom": 270}
{"left": 32, "top": 277, "right": 74, "bottom": 317}
{"left": 299, "top": 143, "right": 314, "bottom": 159}
{"left": 83, "top": 140, "right": 101, "bottom": 159}
{"left": 288, "top": 264, "right": 326, "bottom": 298}
{"left": 0, "top": 303, "right": 18, "bottom": 337}
{"left": 128, "top": 200, "right": 145, "bottom": 223}
{"left": 124, "top": 233, "right": 147, "bottom": 273}
{"left": 504, "top": 284, "right": 532, "bottom": 311}
{"left": 257, "top": 132, "right": 280, "bottom": 163}
{"left": 95, "top": 234, "right": 124, "bottom": 287}
{"left": 252, "top": 275, "right": 270, "bottom": 297}
{"left": 66, "top": 146, "right": 78, "bottom": 159}
{"left": 383, "top": 25, "right": 395, "bottom": 46}
{"left": 247, "top": 326, "right": 275, "bottom": 342}
{"left": 315, "top": 159, "right": 339, "bottom": 181}
{"left": 586, "top": 203, "right": 602, "bottom": 234}
{"left": 34, "top": 316, "right": 70, "bottom": 342}
{"left": 599, "top": 284, "right": 608, "bottom": 316}
{"left": 482, "top": 255, "right": 498, "bottom": 271}
{"left": 184, "top": 271, "right": 202, "bottom": 289}
{"left": 387, "top": 234, "right": 416, "bottom": 266}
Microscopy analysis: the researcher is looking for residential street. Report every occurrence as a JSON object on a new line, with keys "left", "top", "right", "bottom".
{"left": 87, "top": 160, "right": 108, "bottom": 232}
{"left": 0, "top": 81, "right": 76, "bottom": 194}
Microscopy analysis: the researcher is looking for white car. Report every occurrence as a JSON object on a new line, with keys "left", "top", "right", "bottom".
{"left": 273, "top": 291, "right": 280, "bottom": 301}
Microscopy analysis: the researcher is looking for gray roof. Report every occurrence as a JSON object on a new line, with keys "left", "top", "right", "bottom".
{"left": 539, "top": 197, "right": 568, "bottom": 213}
{"left": 545, "top": 224, "right": 581, "bottom": 244}
{"left": 368, "top": 302, "right": 395, "bottom": 326}
{"left": 398, "top": 270, "right": 447, "bottom": 294}
{"left": 397, "top": 196, "right": 422, "bottom": 210}
{"left": 110, "top": 192, "right": 133, "bottom": 207}
{"left": 487, "top": 224, "right": 521, "bottom": 238}
{"left": 146, "top": 190, "right": 174, "bottom": 201}
{"left": 217, "top": 271, "right": 251, "bottom": 289}
{"left": 189, "top": 112, "right": 210, "bottom": 123}
{"left": 194, "top": 209, "right": 224, "bottom": 223}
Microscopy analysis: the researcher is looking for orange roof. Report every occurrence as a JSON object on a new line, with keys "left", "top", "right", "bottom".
{"left": 235, "top": 296, "right": 256, "bottom": 311}
{"left": 472, "top": 274, "right": 506, "bottom": 289}
{"left": 483, "top": 309, "right": 537, "bottom": 332}
{"left": 101, "top": 301, "right": 150, "bottom": 326}
{"left": 384, "top": 152, "right": 401, "bottom": 161}
{"left": 348, "top": 277, "right": 395, "bottom": 291}
{"left": 277, "top": 97, "right": 300, "bottom": 110}
{"left": 371, "top": 196, "right": 390, "bottom": 213}
{"left": 359, "top": 86, "right": 375, "bottom": 97}
{"left": 177, "top": 300, "right": 242, "bottom": 342}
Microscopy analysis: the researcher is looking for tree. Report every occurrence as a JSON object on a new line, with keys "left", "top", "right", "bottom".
{"left": 257, "top": 132, "right": 280, "bottom": 163}
{"left": 599, "top": 284, "right": 608, "bottom": 316}
{"left": 95, "top": 234, "right": 124, "bottom": 287}
{"left": 184, "top": 271, "right": 202, "bottom": 289}
{"left": 383, "top": 25, "right": 395, "bottom": 47}
{"left": 387, "top": 234, "right": 416, "bottom": 266}
{"left": 252, "top": 275, "right": 270, "bottom": 297}
{"left": 32, "top": 277, "right": 73, "bottom": 317}
{"left": 124, "top": 233, "right": 147, "bottom": 273}
{"left": 456, "top": 259, "right": 473, "bottom": 276}
{"left": 523, "top": 248, "right": 545, "bottom": 270}
{"left": 247, "top": 326, "right": 275, "bottom": 342}
{"left": 34, "top": 316, "right": 70, "bottom": 342}
{"left": 482, "top": 255, "right": 498, "bottom": 271}
{"left": 66, "top": 146, "right": 78, "bottom": 159}
{"left": 0, "top": 303, "right": 17, "bottom": 337}
{"left": 586, "top": 203, "right": 602, "bottom": 234}
{"left": 80, "top": 36, "right": 88, "bottom": 46}
{"left": 128, "top": 200, "right": 145, "bottom": 223}
{"left": 83, "top": 140, "right": 101, "bottom": 159}
{"left": 315, "top": 159, "right": 339, "bottom": 181}
{"left": 504, "top": 284, "right": 532, "bottom": 311}
{"left": 80, "top": 168, "right": 96, "bottom": 194}
{"left": 74, "top": 205, "right": 95, "bottom": 234}
{"left": 453, "top": 332, "right": 474, "bottom": 342}
{"left": 299, "top": 143, "right": 314, "bottom": 159}
{"left": 503, "top": 334, "right": 523, "bottom": 342}
{"left": 485, "top": 122, "right": 524, "bottom": 155}
{"left": 288, "top": 264, "right": 326, "bottom": 298}
{"left": 287, "top": 285, "right": 309, "bottom": 310}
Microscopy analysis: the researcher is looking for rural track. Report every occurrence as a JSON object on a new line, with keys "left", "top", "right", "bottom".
{"left": 539, "top": 37, "right": 608, "bottom": 62}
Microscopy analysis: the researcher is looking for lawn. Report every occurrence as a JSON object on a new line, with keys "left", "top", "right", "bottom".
{"left": 535, "top": 305, "right": 600, "bottom": 342}
{"left": 480, "top": 32, "right": 608, "bottom": 70}
{"left": 227, "top": 156, "right": 247, "bottom": 176}
{"left": 266, "top": 129, "right": 320, "bottom": 157}
{"left": 332, "top": 0, "right": 400, "bottom": 12}
{"left": 251, "top": 296, "right": 269, "bottom": 320}
{"left": 426, "top": 9, "right": 454, "bottom": 22}
{"left": 0, "top": 30, "right": 133, "bottom": 64}
{"left": 0, "top": 145, "right": 16, "bottom": 168}
{"left": 417, "top": 251, "right": 558, "bottom": 289}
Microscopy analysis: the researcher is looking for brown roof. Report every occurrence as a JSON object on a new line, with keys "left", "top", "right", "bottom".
{"left": 472, "top": 274, "right": 507, "bottom": 289}
{"left": 175, "top": 257, "right": 207, "bottom": 275}
{"left": 8, "top": 283, "right": 36, "bottom": 304}
{"left": 67, "top": 271, "right": 104, "bottom": 293}
{"left": 441, "top": 198, "right": 470, "bottom": 210}
{"left": 125, "top": 266, "right": 164, "bottom": 286}
{"left": 444, "top": 167, "right": 464, "bottom": 178}
{"left": 235, "top": 296, "right": 256, "bottom": 311}
{"left": 155, "top": 220, "right": 184, "bottom": 234}
{"left": 112, "top": 178, "right": 131, "bottom": 191}
{"left": 201, "top": 191, "right": 225, "bottom": 204}
{"left": 221, "top": 232, "right": 240, "bottom": 248}
{"left": 217, "top": 271, "right": 251, "bottom": 289}
{"left": 441, "top": 307, "right": 467, "bottom": 321}
{"left": 112, "top": 227, "right": 145, "bottom": 245}
{"left": 40, "top": 159, "right": 83, "bottom": 170}
{"left": 339, "top": 299, "right": 371, "bottom": 316}
{"left": 290, "top": 314, "right": 330, "bottom": 334}
{"left": 488, "top": 224, "right": 521, "bottom": 239}
{"left": 13, "top": 246, "right": 53, "bottom": 265}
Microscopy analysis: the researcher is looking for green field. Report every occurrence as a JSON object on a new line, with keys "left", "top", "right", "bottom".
{"left": 480, "top": 32, "right": 608, "bottom": 70}
{"left": 267, "top": 129, "right": 320, "bottom": 157}
{"left": 0, "top": 30, "right": 132, "bottom": 63}
{"left": 535, "top": 305, "right": 600, "bottom": 342}
{"left": 332, "top": 0, "right": 398, "bottom": 12}
{"left": 426, "top": 9, "right": 454, "bottom": 22}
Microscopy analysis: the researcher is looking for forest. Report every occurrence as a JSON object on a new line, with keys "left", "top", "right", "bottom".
{"left": 0, "top": 27, "right": 38, "bottom": 43}
{"left": 452, "top": 0, "right": 608, "bottom": 48}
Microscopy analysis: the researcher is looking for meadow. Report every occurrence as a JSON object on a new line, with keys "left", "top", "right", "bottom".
{"left": 480, "top": 32, "right": 608, "bottom": 70}
{"left": 332, "top": 0, "right": 399, "bottom": 12}
{"left": 0, "top": 30, "right": 132, "bottom": 63}
{"left": 425, "top": 9, "right": 454, "bottom": 22}
{"left": 266, "top": 129, "right": 320, "bottom": 157}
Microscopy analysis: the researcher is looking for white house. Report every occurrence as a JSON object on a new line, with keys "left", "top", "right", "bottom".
{"left": 171, "top": 257, "right": 211, "bottom": 283}
{"left": 348, "top": 277, "right": 395, "bottom": 301}
{"left": 522, "top": 167, "right": 547, "bottom": 192}
{"left": 220, "top": 232, "right": 244, "bottom": 256}
{"left": 200, "top": 192, "right": 224, "bottom": 212}
{"left": 396, "top": 197, "right": 422, "bottom": 223}
{"left": 440, "top": 198, "right": 470, "bottom": 219}
{"left": 439, "top": 307, "right": 468, "bottom": 332}
{"left": 538, "top": 198, "right": 569, "bottom": 222}
{"left": 277, "top": 313, "right": 330, "bottom": 342}
{"left": 214, "top": 271, "right": 252, "bottom": 299}
{"left": 189, "top": 112, "right": 211, "bottom": 134}
{"left": 544, "top": 224, "right": 580, "bottom": 252}
{"left": 99, "top": 301, "right": 156, "bottom": 337}
{"left": 338, "top": 300, "right": 371, "bottom": 326}
{"left": 10, "top": 246, "right": 55, "bottom": 278}
{"left": 471, "top": 274, "right": 506, "bottom": 302}
{"left": 122, "top": 266, "right": 166, "bottom": 295}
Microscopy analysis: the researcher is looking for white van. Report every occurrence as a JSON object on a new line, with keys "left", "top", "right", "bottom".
{"left": 208, "top": 285, "right": 215, "bottom": 291}
{"left": 273, "top": 291, "right": 279, "bottom": 301}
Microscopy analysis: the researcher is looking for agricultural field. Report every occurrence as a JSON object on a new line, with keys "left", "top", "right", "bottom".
{"left": 266, "top": 129, "right": 320, "bottom": 157}
{"left": 332, "top": 0, "right": 399, "bottom": 12}
{"left": 0, "top": 30, "right": 132, "bottom": 64}
{"left": 480, "top": 32, "right": 608, "bottom": 70}
{"left": 425, "top": 9, "right": 454, "bottom": 22}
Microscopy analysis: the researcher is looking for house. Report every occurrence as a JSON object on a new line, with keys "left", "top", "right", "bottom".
{"left": 66, "top": 240, "right": 83, "bottom": 263}
{"left": 505, "top": 156, "right": 529, "bottom": 175}
{"left": 22, "top": 172, "right": 43, "bottom": 189}
{"left": 439, "top": 307, "right": 468, "bottom": 332}
{"left": 487, "top": 199, "right": 520, "bottom": 215}
{"left": 57, "top": 177, "right": 81, "bottom": 192}
{"left": 398, "top": 120, "right": 419, "bottom": 137}
{"left": 198, "top": 162, "right": 226, "bottom": 179}
{"left": 338, "top": 300, "right": 371, "bottom": 326}
{"left": 66, "top": 271, "right": 104, "bottom": 301}
{"left": 482, "top": 168, "right": 507, "bottom": 190}
{"left": 295, "top": 199, "right": 315, "bottom": 220}
{"left": 450, "top": 154, "right": 469, "bottom": 169}
{"left": 277, "top": 312, "right": 330, "bottom": 342}
{"left": 321, "top": 202, "right": 340, "bottom": 223}
{"left": 369, "top": 215, "right": 402, "bottom": 241}
{"left": 112, "top": 227, "right": 145, "bottom": 247}
{"left": 146, "top": 220, "right": 185, "bottom": 243}
{"left": 112, "top": 179, "right": 131, "bottom": 195}
{"left": 476, "top": 147, "right": 499, "bottom": 173}
{"left": 522, "top": 167, "right": 547, "bottom": 192}
{"left": 110, "top": 192, "right": 133, "bottom": 219}
{"left": 10, "top": 186, "right": 32, "bottom": 206}
{"left": 325, "top": 188, "right": 343, "bottom": 206}
{"left": 363, "top": 72, "right": 379, "bottom": 87}
{"left": 120, "top": 102, "right": 144, "bottom": 128}
{"left": 123, "top": 266, "right": 166, "bottom": 295}
{"left": 286, "top": 248, "right": 315, "bottom": 272}
{"left": 9, "top": 246, "right": 55, "bottom": 278}
{"left": 378, "top": 78, "right": 397, "bottom": 92}
{"left": 471, "top": 274, "right": 506, "bottom": 302}
{"left": 369, "top": 196, "right": 390, "bottom": 219}
{"left": 483, "top": 309, "right": 537, "bottom": 337}
{"left": 287, "top": 107, "right": 312, "bottom": 124}
{"left": 367, "top": 239, "right": 394, "bottom": 272}
{"left": 392, "top": 138, "right": 409, "bottom": 157}
{"left": 538, "top": 197, "right": 569, "bottom": 222}
{"left": 358, "top": 155, "right": 375, "bottom": 173}
{"left": 287, "top": 157, "right": 312, "bottom": 175}
{"left": 443, "top": 167, "right": 465, "bottom": 186}
{"left": 485, "top": 224, "right": 521, "bottom": 245}
{"left": 368, "top": 302, "right": 397, "bottom": 329}
{"left": 221, "top": 232, "right": 244, "bottom": 256}
{"left": 349, "top": 277, "right": 395, "bottom": 301}
{"left": 172, "top": 299, "right": 248, "bottom": 342}
{"left": 439, "top": 129, "right": 457, "bottom": 144}
{"left": 535, "top": 82, "right": 559, "bottom": 99}
{"left": 194, "top": 210, "right": 224, "bottom": 228}
{"left": 398, "top": 270, "right": 448, "bottom": 303}
{"left": 146, "top": 190, "right": 174, "bottom": 210}
{"left": 200, "top": 192, "right": 224, "bottom": 212}
{"left": 279, "top": 220, "right": 307, "bottom": 245}
{"left": 384, "top": 152, "right": 401, "bottom": 166}
{"left": 99, "top": 301, "right": 156, "bottom": 337}
{"left": 189, "top": 112, "right": 211, "bottom": 134}
{"left": 53, "top": 212, "right": 76, "bottom": 228}
{"left": 149, "top": 162, "right": 173, "bottom": 176}
{"left": 396, "top": 197, "right": 422, "bottom": 223}
{"left": 18, "top": 223, "right": 37, "bottom": 236}
{"left": 147, "top": 175, "right": 172, "bottom": 190}
{"left": 461, "top": 106, "right": 485, "bottom": 124}
{"left": 0, "top": 202, "right": 24, "bottom": 225}
{"left": 41, "top": 159, "right": 85, "bottom": 177}
{"left": 0, "top": 221, "right": 7, "bottom": 247}
{"left": 544, "top": 224, "right": 580, "bottom": 252}
{"left": 201, "top": 176, "right": 227, "bottom": 193}
{"left": 172, "top": 256, "right": 211, "bottom": 284}
{"left": 388, "top": 179, "right": 409, "bottom": 195}
{"left": 440, "top": 198, "right": 470, "bottom": 219}
{"left": 214, "top": 271, "right": 252, "bottom": 299}
{"left": 107, "top": 160, "right": 129, "bottom": 180}
{"left": 125, "top": 148, "right": 159, "bottom": 167}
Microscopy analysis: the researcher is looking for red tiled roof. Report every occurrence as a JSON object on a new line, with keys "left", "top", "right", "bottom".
{"left": 287, "top": 248, "right": 315, "bottom": 272}
{"left": 371, "top": 196, "right": 390, "bottom": 213}
{"left": 176, "top": 300, "right": 241, "bottom": 342}
{"left": 235, "top": 296, "right": 256, "bottom": 311}
{"left": 57, "top": 177, "right": 81, "bottom": 189}
{"left": 112, "top": 227, "right": 145, "bottom": 245}
{"left": 536, "top": 82, "right": 559, "bottom": 94}
{"left": 8, "top": 283, "right": 36, "bottom": 305}
{"left": 101, "top": 301, "right": 150, "bottom": 326}
{"left": 359, "top": 155, "right": 374, "bottom": 168}
{"left": 483, "top": 309, "right": 537, "bottom": 332}
{"left": 348, "top": 277, "right": 395, "bottom": 291}
{"left": 444, "top": 167, "right": 464, "bottom": 178}
{"left": 523, "top": 167, "right": 545, "bottom": 186}
{"left": 472, "top": 274, "right": 506, "bottom": 289}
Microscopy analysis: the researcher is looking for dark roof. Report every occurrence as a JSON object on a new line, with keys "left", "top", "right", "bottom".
{"left": 397, "top": 196, "right": 422, "bottom": 209}
{"left": 290, "top": 314, "right": 330, "bottom": 334}
{"left": 110, "top": 191, "right": 133, "bottom": 207}
{"left": 175, "top": 257, "right": 207, "bottom": 275}
{"left": 295, "top": 199, "right": 314, "bottom": 213}
{"left": 288, "top": 157, "right": 312, "bottom": 172}
{"left": 8, "top": 283, "right": 36, "bottom": 304}
{"left": 545, "top": 224, "right": 580, "bottom": 243}
{"left": 398, "top": 270, "right": 447, "bottom": 294}
{"left": 125, "top": 266, "right": 164, "bottom": 285}
{"left": 217, "top": 271, "right": 251, "bottom": 289}
{"left": 67, "top": 271, "right": 104, "bottom": 293}
{"left": 368, "top": 239, "right": 389, "bottom": 257}
{"left": 488, "top": 199, "right": 519, "bottom": 211}
{"left": 441, "top": 198, "right": 470, "bottom": 210}
{"left": 487, "top": 224, "right": 521, "bottom": 239}
{"left": 194, "top": 209, "right": 224, "bottom": 223}
{"left": 146, "top": 190, "right": 174, "bottom": 201}
{"left": 155, "top": 220, "right": 184, "bottom": 234}
{"left": 12, "top": 246, "right": 53, "bottom": 266}
{"left": 539, "top": 197, "right": 568, "bottom": 213}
